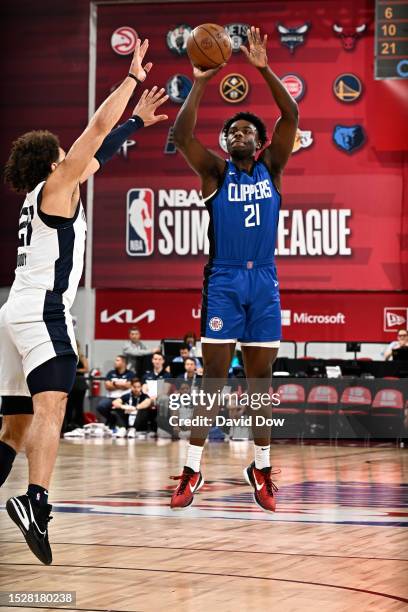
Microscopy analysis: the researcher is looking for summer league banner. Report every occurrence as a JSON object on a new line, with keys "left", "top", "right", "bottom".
{"left": 92, "top": 1, "right": 407, "bottom": 291}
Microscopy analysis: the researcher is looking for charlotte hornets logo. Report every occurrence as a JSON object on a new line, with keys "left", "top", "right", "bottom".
{"left": 333, "top": 125, "right": 366, "bottom": 153}
{"left": 126, "top": 189, "right": 154, "bottom": 256}
{"left": 277, "top": 23, "right": 310, "bottom": 53}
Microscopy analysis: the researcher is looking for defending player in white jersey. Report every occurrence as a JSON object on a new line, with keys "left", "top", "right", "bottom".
{"left": 0, "top": 38, "right": 168, "bottom": 565}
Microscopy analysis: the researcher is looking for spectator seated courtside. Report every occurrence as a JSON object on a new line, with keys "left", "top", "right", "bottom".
{"left": 96, "top": 355, "right": 135, "bottom": 431}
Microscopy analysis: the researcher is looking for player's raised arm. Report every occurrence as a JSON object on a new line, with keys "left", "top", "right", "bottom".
{"left": 241, "top": 26, "right": 298, "bottom": 184}
{"left": 79, "top": 87, "right": 169, "bottom": 184}
{"left": 43, "top": 39, "right": 153, "bottom": 215}
{"left": 173, "top": 67, "right": 226, "bottom": 183}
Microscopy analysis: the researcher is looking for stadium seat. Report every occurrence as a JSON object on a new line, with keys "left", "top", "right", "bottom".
{"left": 337, "top": 386, "right": 372, "bottom": 440}
{"left": 272, "top": 383, "right": 305, "bottom": 439}
{"left": 304, "top": 385, "right": 338, "bottom": 438}
{"left": 370, "top": 388, "right": 404, "bottom": 438}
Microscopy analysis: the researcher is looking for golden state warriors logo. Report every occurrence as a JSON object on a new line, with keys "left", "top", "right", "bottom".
{"left": 126, "top": 189, "right": 154, "bottom": 256}
{"left": 220, "top": 74, "right": 249, "bottom": 103}
{"left": 333, "top": 74, "right": 362, "bottom": 103}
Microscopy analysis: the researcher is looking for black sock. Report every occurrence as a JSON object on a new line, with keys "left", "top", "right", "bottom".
{"left": 0, "top": 441, "right": 17, "bottom": 487}
{"left": 27, "top": 484, "right": 49, "bottom": 507}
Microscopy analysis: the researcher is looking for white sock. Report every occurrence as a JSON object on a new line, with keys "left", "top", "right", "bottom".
{"left": 254, "top": 444, "right": 271, "bottom": 470}
{"left": 185, "top": 444, "right": 204, "bottom": 472}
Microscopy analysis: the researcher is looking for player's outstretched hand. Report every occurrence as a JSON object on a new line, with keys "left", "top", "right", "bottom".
{"left": 240, "top": 26, "right": 268, "bottom": 68}
{"left": 133, "top": 86, "right": 169, "bottom": 126}
{"left": 193, "top": 64, "right": 225, "bottom": 82}
{"left": 129, "top": 38, "right": 153, "bottom": 83}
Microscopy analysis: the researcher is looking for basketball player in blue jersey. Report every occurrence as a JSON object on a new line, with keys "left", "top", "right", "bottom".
{"left": 170, "top": 27, "right": 298, "bottom": 512}
{"left": 0, "top": 39, "right": 168, "bottom": 564}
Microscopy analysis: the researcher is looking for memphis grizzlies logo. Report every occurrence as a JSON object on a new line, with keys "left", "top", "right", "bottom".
{"left": 333, "top": 125, "right": 366, "bottom": 153}
{"left": 166, "top": 74, "right": 193, "bottom": 103}
{"left": 126, "top": 189, "right": 154, "bottom": 256}
{"left": 277, "top": 23, "right": 310, "bottom": 53}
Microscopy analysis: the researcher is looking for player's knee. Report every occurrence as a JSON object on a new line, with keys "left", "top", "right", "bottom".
{"left": 0, "top": 416, "right": 31, "bottom": 452}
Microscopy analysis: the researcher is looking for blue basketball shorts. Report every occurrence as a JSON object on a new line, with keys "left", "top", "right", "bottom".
{"left": 200, "top": 260, "right": 281, "bottom": 345}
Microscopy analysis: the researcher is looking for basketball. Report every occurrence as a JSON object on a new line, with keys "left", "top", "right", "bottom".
{"left": 187, "top": 23, "right": 232, "bottom": 69}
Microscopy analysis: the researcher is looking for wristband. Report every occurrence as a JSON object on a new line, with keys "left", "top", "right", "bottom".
{"left": 128, "top": 72, "right": 142, "bottom": 84}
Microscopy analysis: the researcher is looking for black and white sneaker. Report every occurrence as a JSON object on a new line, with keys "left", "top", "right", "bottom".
{"left": 6, "top": 495, "right": 53, "bottom": 565}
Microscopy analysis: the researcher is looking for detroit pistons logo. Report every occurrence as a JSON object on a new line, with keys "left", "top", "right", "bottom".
{"left": 209, "top": 317, "right": 223, "bottom": 332}
{"left": 126, "top": 189, "right": 154, "bottom": 256}
{"left": 111, "top": 27, "right": 138, "bottom": 55}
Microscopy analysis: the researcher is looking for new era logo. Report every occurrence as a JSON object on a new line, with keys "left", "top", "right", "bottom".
{"left": 384, "top": 308, "right": 408, "bottom": 332}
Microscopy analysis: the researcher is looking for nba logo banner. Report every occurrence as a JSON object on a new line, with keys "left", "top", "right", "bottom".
{"left": 126, "top": 189, "right": 154, "bottom": 256}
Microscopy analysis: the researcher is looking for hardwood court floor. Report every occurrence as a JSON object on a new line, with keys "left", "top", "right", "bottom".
{"left": 1, "top": 439, "right": 407, "bottom": 612}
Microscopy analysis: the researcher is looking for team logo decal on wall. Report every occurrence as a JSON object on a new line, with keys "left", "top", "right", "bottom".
{"left": 219, "top": 129, "right": 228, "bottom": 153}
{"left": 333, "top": 74, "right": 363, "bottom": 103}
{"left": 111, "top": 27, "right": 138, "bottom": 55}
{"left": 119, "top": 139, "right": 136, "bottom": 158}
{"left": 220, "top": 73, "right": 249, "bottom": 103}
{"left": 166, "top": 24, "right": 192, "bottom": 55}
{"left": 332, "top": 24, "right": 367, "bottom": 51}
{"left": 209, "top": 317, "right": 223, "bottom": 331}
{"left": 292, "top": 129, "right": 313, "bottom": 153}
{"left": 126, "top": 189, "right": 154, "bottom": 256}
{"left": 333, "top": 125, "right": 366, "bottom": 153}
{"left": 280, "top": 74, "right": 306, "bottom": 101}
{"left": 164, "top": 126, "right": 177, "bottom": 154}
{"left": 277, "top": 23, "right": 310, "bottom": 53}
{"left": 224, "top": 23, "right": 249, "bottom": 52}
{"left": 166, "top": 74, "right": 193, "bottom": 103}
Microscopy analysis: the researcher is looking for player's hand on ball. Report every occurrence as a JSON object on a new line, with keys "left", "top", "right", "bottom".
{"left": 133, "top": 86, "right": 169, "bottom": 126}
{"left": 193, "top": 64, "right": 225, "bottom": 82}
{"left": 129, "top": 38, "right": 153, "bottom": 82}
{"left": 240, "top": 26, "right": 268, "bottom": 68}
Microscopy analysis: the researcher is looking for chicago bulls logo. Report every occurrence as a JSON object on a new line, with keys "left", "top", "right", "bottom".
{"left": 333, "top": 24, "right": 367, "bottom": 51}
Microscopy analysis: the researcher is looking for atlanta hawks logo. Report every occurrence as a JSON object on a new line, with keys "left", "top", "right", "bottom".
{"left": 111, "top": 27, "right": 138, "bottom": 56}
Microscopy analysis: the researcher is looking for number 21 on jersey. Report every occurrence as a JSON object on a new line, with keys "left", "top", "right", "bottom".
{"left": 244, "top": 203, "right": 260, "bottom": 227}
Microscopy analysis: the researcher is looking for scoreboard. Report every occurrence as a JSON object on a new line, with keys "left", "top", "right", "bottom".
{"left": 375, "top": 0, "right": 408, "bottom": 79}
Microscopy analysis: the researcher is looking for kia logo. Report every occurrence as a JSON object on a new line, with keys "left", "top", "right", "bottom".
{"left": 100, "top": 309, "right": 155, "bottom": 324}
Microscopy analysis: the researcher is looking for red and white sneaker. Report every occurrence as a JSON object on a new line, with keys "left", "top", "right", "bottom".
{"left": 170, "top": 466, "right": 204, "bottom": 510}
{"left": 243, "top": 461, "right": 279, "bottom": 513}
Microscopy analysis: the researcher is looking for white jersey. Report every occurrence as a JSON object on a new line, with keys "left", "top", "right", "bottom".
{"left": 9, "top": 181, "right": 87, "bottom": 309}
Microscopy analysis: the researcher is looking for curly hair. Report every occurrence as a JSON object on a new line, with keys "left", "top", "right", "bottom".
{"left": 4, "top": 130, "right": 60, "bottom": 193}
{"left": 222, "top": 112, "right": 268, "bottom": 148}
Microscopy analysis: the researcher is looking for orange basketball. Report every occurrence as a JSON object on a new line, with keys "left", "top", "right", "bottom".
{"left": 187, "top": 23, "right": 232, "bottom": 69}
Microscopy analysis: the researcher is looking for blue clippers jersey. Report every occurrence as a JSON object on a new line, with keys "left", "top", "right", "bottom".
{"left": 205, "top": 160, "right": 281, "bottom": 263}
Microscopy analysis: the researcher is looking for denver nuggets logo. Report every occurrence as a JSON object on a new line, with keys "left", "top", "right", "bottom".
{"left": 292, "top": 129, "right": 313, "bottom": 153}
{"left": 333, "top": 74, "right": 362, "bottom": 103}
{"left": 224, "top": 23, "right": 249, "bottom": 52}
{"left": 209, "top": 317, "right": 223, "bottom": 331}
{"left": 111, "top": 27, "right": 138, "bottom": 56}
{"left": 166, "top": 24, "right": 192, "bottom": 55}
{"left": 220, "top": 74, "right": 249, "bottom": 103}
{"left": 126, "top": 189, "right": 154, "bottom": 256}
{"left": 333, "top": 125, "right": 366, "bottom": 154}
{"left": 166, "top": 74, "right": 193, "bottom": 104}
